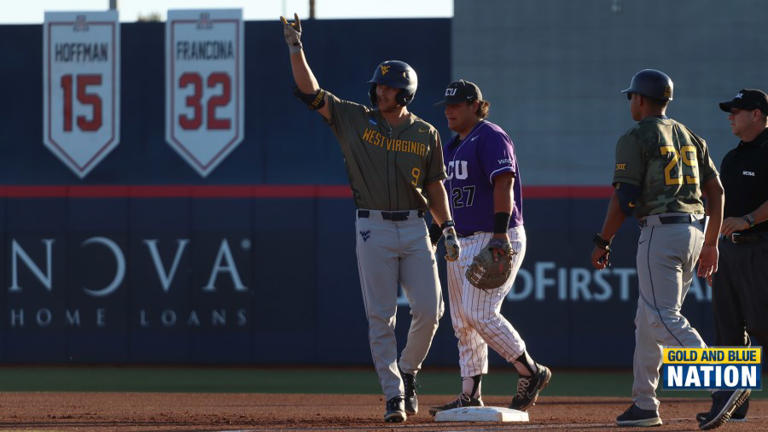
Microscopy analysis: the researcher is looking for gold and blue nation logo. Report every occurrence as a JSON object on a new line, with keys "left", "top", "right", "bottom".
{"left": 662, "top": 347, "right": 762, "bottom": 390}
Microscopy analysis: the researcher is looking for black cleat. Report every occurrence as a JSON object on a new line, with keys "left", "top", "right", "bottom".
{"left": 399, "top": 368, "right": 418, "bottom": 415}
{"left": 384, "top": 396, "right": 406, "bottom": 423}
{"left": 509, "top": 364, "right": 552, "bottom": 411}
{"left": 429, "top": 393, "right": 483, "bottom": 416}
{"left": 615, "top": 403, "right": 662, "bottom": 427}
{"left": 698, "top": 389, "right": 750, "bottom": 430}
{"left": 697, "top": 397, "right": 748, "bottom": 423}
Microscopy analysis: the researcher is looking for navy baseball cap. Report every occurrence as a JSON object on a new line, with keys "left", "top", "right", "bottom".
{"left": 719, "top": 89, "right": 768, "bottom": 114}
{"left": 434, "top": 79, "right": 483, "bottom": 105}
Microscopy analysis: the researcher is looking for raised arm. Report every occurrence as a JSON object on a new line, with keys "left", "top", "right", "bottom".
{"left": 280, "top": 14, "right": 330, "bottom": 121}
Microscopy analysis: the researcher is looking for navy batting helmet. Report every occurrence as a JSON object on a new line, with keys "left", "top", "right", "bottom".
{"left": 368, "top": 60, "right": 418, "bottom": 106}
{"left": 621, "top": 69, "right": 674, "bottom": 101}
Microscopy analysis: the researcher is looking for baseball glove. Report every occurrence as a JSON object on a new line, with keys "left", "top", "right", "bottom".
{"left": 466, "top": 238, "right": 516, "bottom": 290}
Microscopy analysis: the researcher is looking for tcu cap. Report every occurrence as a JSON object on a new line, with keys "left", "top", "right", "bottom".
{"left": 434, "top": 79, "right": 483, "bottom": 105}
{"left": 719, "top": 89, "right": 768, "bottom": 114}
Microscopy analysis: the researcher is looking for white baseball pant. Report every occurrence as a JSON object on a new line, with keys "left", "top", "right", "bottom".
{"left": 446, "top": 225, "right": 527, "bottom": 378}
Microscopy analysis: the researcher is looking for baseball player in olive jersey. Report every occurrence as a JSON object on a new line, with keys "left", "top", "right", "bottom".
{"left": 281, "top": 15, "right": 461, "bottom": 423}
{"left": 429, "top": 80, "right": 551, "bottom": 415}
{"left": 591, "top": 69, "right": 748, "bottom": 430}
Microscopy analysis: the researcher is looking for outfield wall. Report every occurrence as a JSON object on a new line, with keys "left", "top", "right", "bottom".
{"left": 453, "top": 0, "right": 768, "bottom": 185}
{"left": 0, "top": 19, "right": 716, "bottom": 367}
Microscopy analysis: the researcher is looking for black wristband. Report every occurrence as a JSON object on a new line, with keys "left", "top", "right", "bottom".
{"left": 440, "top": 220, "right": 455, "bottom": 230}
{"left": 428, "top": 223, "right": 442, "bottom": 245}
{"left": 593, "top": 233, "right": 610, "bottom": 251}
{"left": 493, "top": 212, "right": 511, "bottom": 234}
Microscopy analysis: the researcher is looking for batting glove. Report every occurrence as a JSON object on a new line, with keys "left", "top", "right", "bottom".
{"left": 443, "top": 226, "right": 461, "bottom": 261}
{"left": 280, "top": 13, "right": 303, "bottom": 54}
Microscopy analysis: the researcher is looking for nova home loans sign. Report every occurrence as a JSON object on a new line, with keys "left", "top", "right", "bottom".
{"left": 166, "top": 10, "right": 245, "bottom": 177}
{"left": 43, "top": 11, "right": 120, "bottom": 178}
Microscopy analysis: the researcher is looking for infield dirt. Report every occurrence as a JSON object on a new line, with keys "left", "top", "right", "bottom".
{"left": 0, "top": 393, "right": 765, "bottom": 431}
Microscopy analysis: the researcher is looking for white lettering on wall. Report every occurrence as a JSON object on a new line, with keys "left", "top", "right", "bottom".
{"left": 203, "top": 239, "right": 246, "bottom": 292}
{"left": 9, "top": 239, "right": 55, "bottom": 292}
{"left": 82, "top": 237, "right": 125, "bottom": 297}
{"left": 144, "top": 239, "right": 190, "bottom": 292}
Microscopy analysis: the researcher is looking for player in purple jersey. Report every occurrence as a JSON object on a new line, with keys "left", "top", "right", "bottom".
{"left": 429, "top": 80, "right": 551, "bottom": 415}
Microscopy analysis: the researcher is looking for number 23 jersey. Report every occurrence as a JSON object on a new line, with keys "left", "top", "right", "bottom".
{"left": 613, "top": 117, "right": 719, "bottom": 218}
{"left": 443, "top": 120, "right": 523, "bottom": 235}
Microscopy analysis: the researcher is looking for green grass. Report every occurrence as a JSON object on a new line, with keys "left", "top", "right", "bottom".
{"left": 0, "top": 367, "right": 762, "bottom": 398}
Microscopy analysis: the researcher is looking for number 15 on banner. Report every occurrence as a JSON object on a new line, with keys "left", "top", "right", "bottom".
{"left": 43, "top": 11, "right": 120, "bottom": 178}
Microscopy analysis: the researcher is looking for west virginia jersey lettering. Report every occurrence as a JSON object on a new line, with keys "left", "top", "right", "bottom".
{"left": 361, "top": 128, "right": 427, "bottom": 157}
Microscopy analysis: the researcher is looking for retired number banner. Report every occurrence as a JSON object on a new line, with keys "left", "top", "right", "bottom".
{"left": 43, "top": 11, "right": 120, "bottom": 178}
{"left": 166, "top": 9, "right": 245, "bottom": 177}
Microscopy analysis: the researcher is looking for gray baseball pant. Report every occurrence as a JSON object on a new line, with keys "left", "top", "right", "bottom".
{"left": 355, "top": 209, "right": 444, "bottom": 400}
{"left": 632, "top": 214, "right": 707, "bottom": 411}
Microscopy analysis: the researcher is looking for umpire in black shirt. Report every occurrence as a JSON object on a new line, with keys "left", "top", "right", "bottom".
{"left": 703, "top": 89, "right": 768, "bottom": 423}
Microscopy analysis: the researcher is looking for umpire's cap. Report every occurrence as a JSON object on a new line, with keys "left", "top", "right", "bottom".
{"left": 719, "top": 89, "right": 768, "bottom": 114}
{"left": 622, "top": 69, "right": 673, "bottom": 102}
{"left": 368, "top": 60, "right": 418, "bottom": 106}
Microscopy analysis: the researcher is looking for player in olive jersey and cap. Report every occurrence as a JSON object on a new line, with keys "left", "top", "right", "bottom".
{"left": 429, "top": 80, "right": 551, "bottom": 416}
{"left": 591, "top": 69, "right": 748, "bottom": 430}
{"left": 281, "top": 14, "right": 460, "bottom": 423}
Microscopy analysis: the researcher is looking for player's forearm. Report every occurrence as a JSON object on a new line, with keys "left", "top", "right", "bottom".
{"left": 289, "top": 51, "right": 320, "bottom": 94}
{"left": 598, "top": 191, "right": 626, "bottom": 240}
{"left": 425, "top": 181, "right": 452, "bottom": 225}
{"left": 701, "top": 176, "right": 724, "bottom": 245}
{"left": 492, "top": 173, "right": 514, "bottom": 214}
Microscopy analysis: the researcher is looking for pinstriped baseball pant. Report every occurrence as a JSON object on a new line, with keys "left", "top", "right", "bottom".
{"left": 446, "top": 226, "right": 527, "bottom": 378}
{"left": 633, "top": 221, "right": 708, "bottom": 411}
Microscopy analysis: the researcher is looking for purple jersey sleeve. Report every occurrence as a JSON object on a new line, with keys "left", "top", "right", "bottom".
{"left": 477, "top": 126, "right": 517, "bottom": 183}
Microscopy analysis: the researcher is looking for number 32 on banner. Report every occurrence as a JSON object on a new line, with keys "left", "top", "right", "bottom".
{"left": 60, "top": 73, "right": 103, "bottom": 132}
{"left": 178, "top": 72, "right": 232, "bottom": 130}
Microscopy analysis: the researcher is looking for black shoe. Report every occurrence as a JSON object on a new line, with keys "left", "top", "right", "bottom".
{"left": 399, "top": 368, "right": 418, "bottom": 415}
{"left": 730, "top": 397, "right": 748, "bottom": 421}
{"left": 429, "top": 393, "right": 483, "bottom": 416}
{"left": 615, "top": 403, "right": 662, "bottom": 427}
{"left": 698, "top": 389, "right": 750, "bottom": 430}
{"left": 509, "top": 364, "right": 552, "bottom": 411}
{"left": 696, "top": 397, "right": 748, "bottom": 423}
{"left": 384, "top": 396, "right": 406, "bottom": 423}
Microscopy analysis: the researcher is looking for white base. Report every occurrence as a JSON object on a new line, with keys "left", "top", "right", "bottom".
{"left": 434, "top": 406, "right": 529, "bottom": 423}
